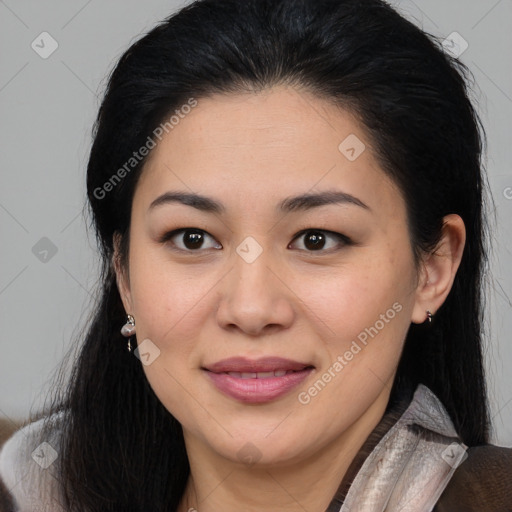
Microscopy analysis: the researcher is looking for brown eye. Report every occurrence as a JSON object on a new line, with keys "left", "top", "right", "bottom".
{"left": 303, "top": 231, "right": 326, "bottom": 250}
{"left": 181, "top": 230, "right": 205, "bottom": 249}
{"left": 161, "top": 228, "right": 222, "bottom": 252}
{"left": 289, "top": 229, "right": 351, "bottom": 252}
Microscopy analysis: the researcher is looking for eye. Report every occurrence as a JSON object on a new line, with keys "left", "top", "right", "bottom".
{"left": 288, "top": 229, "right": 351, "bottom": 252}
{"left": 159, "top": 228, "right": 351, "bottom": 253}
{"left": 160, "top": 228, "right": 222, "bottom": 252}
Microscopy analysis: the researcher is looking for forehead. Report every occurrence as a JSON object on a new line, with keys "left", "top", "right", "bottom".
{"left": 135, "top": 85, "right": 403, "bottom": 217}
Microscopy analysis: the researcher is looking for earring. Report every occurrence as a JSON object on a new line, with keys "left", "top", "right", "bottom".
{"left": 121, "top": 314, "right": 136, "bottom": 352}
{"left": 426, "top": 310, "right": 433, "bottom": 324}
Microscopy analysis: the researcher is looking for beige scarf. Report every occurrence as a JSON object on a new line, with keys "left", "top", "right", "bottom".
{"left": 328, "top": 384, "right": 467, "bottom": 512}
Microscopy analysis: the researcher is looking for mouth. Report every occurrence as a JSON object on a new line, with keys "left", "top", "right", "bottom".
{"left": 202, "top": 356, "right": 315, "bottom": 403}
{"left": 202, "top": 356, "right": 314, "bottom": 374}
{"left": 214, "top": 369, "right": 311, "bottom": 379}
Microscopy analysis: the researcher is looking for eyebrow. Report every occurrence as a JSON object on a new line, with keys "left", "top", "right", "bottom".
{"left": 148, "top": 190, "right": 370, "bottom": 214}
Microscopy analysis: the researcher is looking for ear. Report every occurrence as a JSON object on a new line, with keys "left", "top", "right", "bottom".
{"left": 112, "top": 231, "right": 133, "bottom": 314}
{"left": 411, "top": 214, "right": 466, "bottom": 324}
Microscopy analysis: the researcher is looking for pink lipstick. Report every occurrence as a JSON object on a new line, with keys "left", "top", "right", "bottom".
{"left": 203, "top": 356, "right": 315, "bottom": 403}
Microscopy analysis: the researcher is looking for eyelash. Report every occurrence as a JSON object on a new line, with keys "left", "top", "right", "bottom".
{"left": 158, "top": 227, "right": 353, "bottom": 254}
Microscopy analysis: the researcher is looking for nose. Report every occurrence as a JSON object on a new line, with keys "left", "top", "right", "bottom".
{"left": 215, "top": 245, "right": 295, "bottom": 337}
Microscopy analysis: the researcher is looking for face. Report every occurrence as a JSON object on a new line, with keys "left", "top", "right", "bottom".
{"left": 116, "top": 85, "right": 424, "bottom": 466}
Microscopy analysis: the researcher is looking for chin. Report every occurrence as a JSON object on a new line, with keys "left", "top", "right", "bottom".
{"left": 205, "top": 430, "right": 309, "bottom": 467}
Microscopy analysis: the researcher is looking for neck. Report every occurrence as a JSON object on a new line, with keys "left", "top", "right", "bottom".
{"left": 177, "top": 387, "right": 408, "bottom": 512}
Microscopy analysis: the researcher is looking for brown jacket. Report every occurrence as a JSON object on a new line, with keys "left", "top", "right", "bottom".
{"left": 434, "top": 444, "right": 512, "bottom": 511}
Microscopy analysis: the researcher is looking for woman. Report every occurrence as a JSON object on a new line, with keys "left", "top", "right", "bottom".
{"left": 0, "top": 0, "right": 511, "bottom": 510}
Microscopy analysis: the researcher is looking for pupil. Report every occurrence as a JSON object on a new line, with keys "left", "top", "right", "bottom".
{"left": 184, "top": 230, "right": 203, "bottom": 249}
{"left": 305, "top": 231, "right": 325, "bottom": 250}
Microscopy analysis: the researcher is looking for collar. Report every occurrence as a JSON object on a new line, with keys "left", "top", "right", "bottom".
{"left": 328, "top": 384, "right": 467, "bottom": 512}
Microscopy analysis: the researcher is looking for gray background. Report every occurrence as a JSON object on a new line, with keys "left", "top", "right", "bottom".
{"left": 1, "top": 0, "right": 511, "bottom": 445}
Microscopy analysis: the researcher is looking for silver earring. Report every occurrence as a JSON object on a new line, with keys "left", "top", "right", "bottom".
{"left": 121, "top": 314, "right": 136, "bottom": 352}
{"left": 426, "top": 310, "right": 433, "bottom": 324}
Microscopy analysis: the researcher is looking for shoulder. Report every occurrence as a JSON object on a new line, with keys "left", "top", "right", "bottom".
{"left": 434, "top": 443, "right": 512, "bottom": 511}
{"left": 0, "top": 412, "right": 67, "bottom": 512}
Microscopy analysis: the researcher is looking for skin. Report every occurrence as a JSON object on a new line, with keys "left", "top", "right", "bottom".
{"left": 114, "top": 85, "right": 465, "bottom": 512}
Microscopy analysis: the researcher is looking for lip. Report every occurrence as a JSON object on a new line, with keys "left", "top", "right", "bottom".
{"left": 203, "top": 356, "right": 313, "bottom": 373}
{"left": 202, "top": 357, "right": 315, "bottom": 403}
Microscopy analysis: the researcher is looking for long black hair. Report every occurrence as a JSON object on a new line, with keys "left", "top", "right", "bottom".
{"left": 42, "top": 0, "right": 491, "bottom": 510}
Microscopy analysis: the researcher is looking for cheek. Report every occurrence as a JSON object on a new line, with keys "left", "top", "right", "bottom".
{"left": 126, "top": 252, "right": 214, "bottom": 422}
{"left": 130, "top": 267, "right": 213, "bottom": 344}
{"left": 126, "top": 240, "right": 215, "bottom": 344}
{"left": 294, "top": 266, "right": 413, "bottom": 412}
{"left": 296, "top": 254, "right": 415, "bottom": 342}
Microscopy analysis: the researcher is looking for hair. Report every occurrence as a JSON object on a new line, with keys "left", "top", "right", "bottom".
{"left": 42, "top": 0, "right": 491, "bottom": 510}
